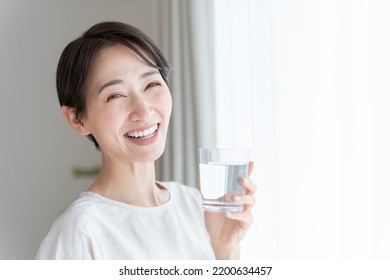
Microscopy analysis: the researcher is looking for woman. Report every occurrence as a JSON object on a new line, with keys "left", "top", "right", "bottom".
{"left": 35, "top": 21, "right": 256, "bottom": 259}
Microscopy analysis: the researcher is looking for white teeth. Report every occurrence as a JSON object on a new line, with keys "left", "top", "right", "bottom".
{"left": 127, "top": 124, "right": 158, "bottom": 138}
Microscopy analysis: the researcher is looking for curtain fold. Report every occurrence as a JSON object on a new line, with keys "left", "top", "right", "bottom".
{"left": 214, "top": 0, "right": 390, "bottom": 259}
{"left": 154, "top": 0, "right": 216, "bottom": 188}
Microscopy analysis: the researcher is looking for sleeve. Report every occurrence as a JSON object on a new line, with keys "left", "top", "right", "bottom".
{"left": 34, "top": 211, "right": 95, "bottom": 260}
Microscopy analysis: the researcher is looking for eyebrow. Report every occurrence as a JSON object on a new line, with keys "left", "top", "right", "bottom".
{"left": 98, "top": 70, "right": 160, "bottom": 94}
{"left": 140, "top": 69, "right": 160, "bottom": 79}
{"left": 98, "top": 79, "right": 124, "bottom": 93}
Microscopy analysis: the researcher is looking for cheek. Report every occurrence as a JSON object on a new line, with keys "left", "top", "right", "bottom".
{"left": 158, "top": 91, "right": 172, "bottom": 120}
{"left": 84, "top": 103, "right": 123, "bottom": 136}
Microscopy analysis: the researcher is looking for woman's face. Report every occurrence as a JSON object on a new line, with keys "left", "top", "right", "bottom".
{"left": 81, "top": 44, "right": 172, "bottom": 163}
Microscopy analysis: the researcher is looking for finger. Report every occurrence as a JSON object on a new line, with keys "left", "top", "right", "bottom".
{"left": 234, "top": 194, "right": 256, "bottom": 213}
{"left": 233, "top": 194, "right": 256, "bottom": 207}
{"left": 226, "top": 211, "right": 254, "bottom": 224}
{"left": 240, "top": 177, "right": 257, "bottom": 195}
{"left": 248, "top": 161, "right": 255, "bottom": 177}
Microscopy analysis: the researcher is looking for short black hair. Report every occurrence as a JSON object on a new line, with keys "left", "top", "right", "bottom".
{"left": 56, "top": 21, "right": 170, "bottom": 149}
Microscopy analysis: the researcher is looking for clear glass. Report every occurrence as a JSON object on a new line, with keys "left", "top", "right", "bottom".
{"left": 198, "top": 148, "right": 251, "bottom": 212}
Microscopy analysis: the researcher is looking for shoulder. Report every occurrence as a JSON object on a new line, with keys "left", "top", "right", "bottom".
{"left": 158, "top": 181, "right": 203, "bottom": 210}
{"left": 35, "top": 193, "right": 101, "bottom": 259}
{"left": 55, "top": 193, "right": 102, "bottom": 230}
{"left": 159, "top": 181, "right": 201, "bottom": 199}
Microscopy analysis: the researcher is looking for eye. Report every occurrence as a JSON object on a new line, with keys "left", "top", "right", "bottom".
{"left": 145, "top": 82, "right": 161, "bottom": 90}
{"left": 106, "top": 93, "right": 124, "bottom": 102}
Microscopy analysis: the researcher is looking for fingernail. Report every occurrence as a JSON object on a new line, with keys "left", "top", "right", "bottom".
{"left": 234, "top": 195, "right": 242, "bottom": 201}
{"left": 226, "top": 212, "right": 232, "bottom": 217}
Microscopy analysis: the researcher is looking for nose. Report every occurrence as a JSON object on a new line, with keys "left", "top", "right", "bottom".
{"left": 128, "top": 94, "right": 153, "bottom": 122}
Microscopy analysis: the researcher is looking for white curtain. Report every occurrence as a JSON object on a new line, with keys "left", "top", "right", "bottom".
{"left": 155, "top": 0, "right": 216, "bottom": 188}
{"left": 214, "top": 0, "right": 390, "bottom": 259}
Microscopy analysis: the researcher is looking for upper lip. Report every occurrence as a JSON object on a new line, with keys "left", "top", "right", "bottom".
{"left": 125, "top": 123, "right": 159, "bottom": 137}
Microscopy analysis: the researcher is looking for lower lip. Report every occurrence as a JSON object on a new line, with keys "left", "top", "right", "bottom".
{"left": 126, "top": 128, "right": 159, "bottom": 146}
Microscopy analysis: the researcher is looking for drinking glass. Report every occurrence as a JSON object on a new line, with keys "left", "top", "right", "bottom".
{"left": 198, "top": 148, "right": 251, "bottom": 212}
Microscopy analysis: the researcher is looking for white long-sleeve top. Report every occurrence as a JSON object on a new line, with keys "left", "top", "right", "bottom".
{"left": 35, "top": 182, "right": 215, "bottom": 260}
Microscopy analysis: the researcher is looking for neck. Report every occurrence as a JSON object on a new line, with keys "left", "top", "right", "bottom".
{"left": 88, "top": 155, "right": 168, "bottom": 207}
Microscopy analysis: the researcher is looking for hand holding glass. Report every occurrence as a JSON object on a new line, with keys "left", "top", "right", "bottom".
{"left": 198, "top": 148, "right": 250, "bottom": 212}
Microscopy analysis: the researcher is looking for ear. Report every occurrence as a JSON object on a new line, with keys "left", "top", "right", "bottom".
{"left": 60, "top": 106, "right": 91, "bottom": 136}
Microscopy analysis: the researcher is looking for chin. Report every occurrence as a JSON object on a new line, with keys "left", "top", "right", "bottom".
{"left": 135, "top": 145, "right": 166, "bottom": 163}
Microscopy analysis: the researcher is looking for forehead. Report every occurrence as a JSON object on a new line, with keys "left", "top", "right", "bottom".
{"left": 85, "top": 43, "right": 157, "bottom": 94}
{"left": 93, "top": 44, "right": 152, "bottom": 74}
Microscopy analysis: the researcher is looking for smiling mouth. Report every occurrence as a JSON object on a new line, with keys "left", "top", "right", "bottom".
{"left": 125, "top": 124, "right": 159, "bottom": 140}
